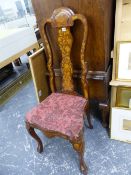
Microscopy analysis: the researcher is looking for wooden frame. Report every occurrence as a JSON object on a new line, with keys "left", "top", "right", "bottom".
{"left": 116, "top": 86, "right": 131, "bottom": 108}
{"left": 111, "top": 107, "right": 131, "bottom": 143}
{"left": 29, "top": 48, "right": 49, "bottom": 102}
{"left": 26, "top": 7, "right": 93, "bottom": 175}
{"left": 116, "top": 41, "right": 131, "bottom": 81}
{"left": 110, "top": 0, "right": 131, "bottom": 137}
{"left": 112, "top": 0, "right": 131, "bottom": 81}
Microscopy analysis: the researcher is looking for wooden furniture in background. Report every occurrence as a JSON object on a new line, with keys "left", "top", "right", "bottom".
{"left": 31, "top": 0, "right": 116, "bottom": 127}
{"left": 0, "top": 63, "right": 14, "bottom": 82}
{"left": 0, "top": 27, "right": 39, "bottom": 105}
{"left": 26, "top": 8, "right": 93, "bottom": 175}
{"left": 29, "top": 48, "right": 49, "bottom": 102}
{"left": 0, "top": 27, "right": 39, "bottom": 69}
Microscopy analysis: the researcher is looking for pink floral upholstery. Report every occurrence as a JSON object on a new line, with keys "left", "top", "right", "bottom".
{"left": 26, "top": 93, "right": 87, "bottom": 138}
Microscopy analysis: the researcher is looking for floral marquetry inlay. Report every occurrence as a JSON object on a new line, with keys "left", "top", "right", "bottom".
{"left": 41, "top": 7, "right": 89, "bottom": 98}
{"left": 58, "top": 27, "right": 74, "bottom": 92}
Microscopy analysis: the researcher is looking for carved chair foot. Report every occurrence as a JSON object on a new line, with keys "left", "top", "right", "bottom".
{"left": 79, "top": 158, "right": 88, "bottom": 175}
{"left": 85, "top": 113, "right": 93, "bottom": 129}
{"left": 37, "top": 142, "right": 43, "bottom": 153}
{"left": 78, "top": 150, "right": 88, "bottom": 175}
{"left": 87, "top": 114, "right": 93, "bottom": 129}
{"left": 102, "top": 121, "right": 108, "bottom": 128}
{"left": 85, "top": 103, "right": 93, "bottom": 129}
{"left": 26, "top": 122, "right": 43, "bottom": 153}
{"left": 101, "top": 107, "right": 109, "bottom": 128}
{"left": 71, "top": 132, "right": 88, "bottom": 175}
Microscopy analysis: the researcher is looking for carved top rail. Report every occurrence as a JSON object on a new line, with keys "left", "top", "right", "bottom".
{"left": 39, "top": 7, "right": 89, "bottom": 99}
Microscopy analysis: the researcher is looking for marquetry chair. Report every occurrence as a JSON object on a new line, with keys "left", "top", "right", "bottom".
{"left": 25, "top": 7, "right": 93, "bottom": 175}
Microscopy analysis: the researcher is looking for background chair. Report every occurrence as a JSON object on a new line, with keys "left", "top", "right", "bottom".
{"left": 26, "top": 7, "right": 93, "bottom": 175}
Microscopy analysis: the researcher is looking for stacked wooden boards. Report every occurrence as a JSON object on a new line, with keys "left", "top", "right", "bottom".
{"left": 110, "top": 0, "right": 131, "bottom": 143}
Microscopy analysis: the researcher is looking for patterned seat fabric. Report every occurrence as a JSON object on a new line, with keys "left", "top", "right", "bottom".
{"left": 26, "top": 93, "right": 87, "bottom": 138}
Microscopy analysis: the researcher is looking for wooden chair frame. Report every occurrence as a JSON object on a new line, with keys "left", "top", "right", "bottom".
{"left": 26, "top": 7, "right": 93, "bottom": 175}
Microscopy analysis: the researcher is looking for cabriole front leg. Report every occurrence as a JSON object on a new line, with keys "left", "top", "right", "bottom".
{"left": 85, "top": 103, "right": 93, "bottom": 129}
{"left": 25, "top": 122, "right": 43, "bottom": 153}
{"left": 71, "top": 132, "right": 88, "bottom": 175}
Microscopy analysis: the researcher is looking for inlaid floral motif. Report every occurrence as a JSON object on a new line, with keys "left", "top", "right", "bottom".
{"left": 57, "top": 27, "right": 74, "bottom": 92}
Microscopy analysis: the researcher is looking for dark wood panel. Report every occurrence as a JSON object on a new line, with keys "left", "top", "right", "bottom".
{"left": 79, "top": 0, "right": 105, "bottom": 70}
{"left": 62, "top": 0, "right": 79, "bottom": 11}
{"left": 31, "top": 0, "right": 62, "bottom": 22}
{"left": 31, "top": 0, "right": 115, "bottom": 71}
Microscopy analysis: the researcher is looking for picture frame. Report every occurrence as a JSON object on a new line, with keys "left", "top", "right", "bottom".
{"left": 116, "top": 42, "right": 131, "bottom": 80}
{"left": 111, "top": 107, "right": 131, "bottom": 143}
{"left": 116, "top": 86, "right": 131, "bottom": 108}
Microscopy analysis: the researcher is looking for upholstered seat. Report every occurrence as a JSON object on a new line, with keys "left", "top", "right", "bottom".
{"left": 26, "top": 93, "right": 87, "bottom": 138}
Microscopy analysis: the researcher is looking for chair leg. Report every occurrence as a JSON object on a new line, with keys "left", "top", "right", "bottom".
{"left": 71, "top": 132, "right": 88, "bottom": 175}
{"left": 101, "top": 107, "right": 109, "bottom": 128}
{"left": 26, "top": 122, "right": 43, "bottom": 153}
{"left": 85, "top": 103, "right": 93, "bottom": 129}
{"left": 87, "top": 113, "right": 93, "bottom": 129}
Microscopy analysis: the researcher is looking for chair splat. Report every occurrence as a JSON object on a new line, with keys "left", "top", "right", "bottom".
{"left": 40, "top": 7, "right": 88, "bottom": 98}
{"left": 58, "top": 27, "right": 74, "bottom": 92}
